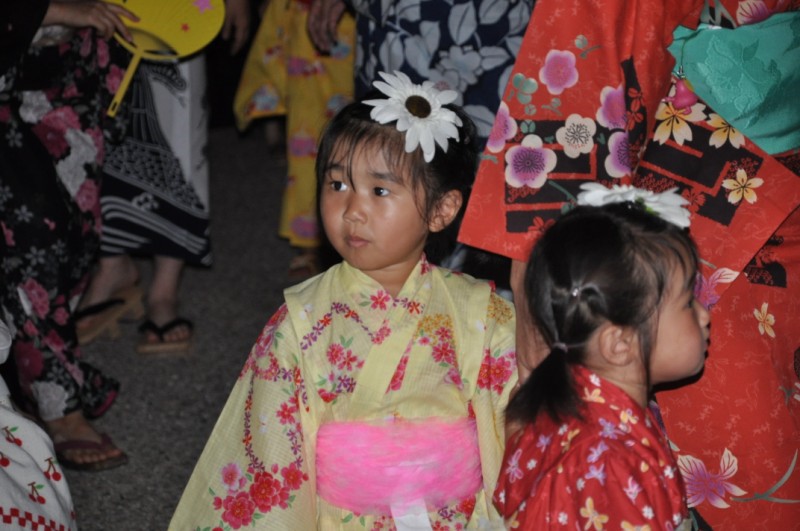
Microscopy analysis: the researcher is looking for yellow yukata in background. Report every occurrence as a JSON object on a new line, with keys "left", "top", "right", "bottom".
{"left": 233, "top": 0, "right": 355, "bottom": 249}
{"left": 170, "top": 258, "right": 517, "bottom": 529}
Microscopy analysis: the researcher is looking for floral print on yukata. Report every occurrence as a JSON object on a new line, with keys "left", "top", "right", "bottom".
{"left": 170, "top": 259, "right": 517, "bottom": 529}
{"left": 495, "top": 365, "right": 690, "bottom": 530}
{"left": 351, "top": 0, "right": 534, "bottom": 143}
{"left": 0, "top": 29, "right": 128, "bottom": 419}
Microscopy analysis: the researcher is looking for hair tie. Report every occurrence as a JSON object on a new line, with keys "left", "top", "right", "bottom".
{"left": 570, "top": 287, "right": 581, "bottom": 298}
{"left": 552, "top": 342, "right": 568, "bottom": 353}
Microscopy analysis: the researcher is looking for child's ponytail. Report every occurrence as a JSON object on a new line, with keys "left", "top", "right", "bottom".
{"left": 507, "top": 202, "right": 698, "bottom": 426}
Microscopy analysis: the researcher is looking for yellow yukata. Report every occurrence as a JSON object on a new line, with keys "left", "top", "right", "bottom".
{"left": 233, "top": 0, "right": 355, "bottom": 249}
{"left": 170, "top": 258, "right": 516, "bottom": 529}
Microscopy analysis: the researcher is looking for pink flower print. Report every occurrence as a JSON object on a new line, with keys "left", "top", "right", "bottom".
{"left": 432, "top": 342, "right": 456, "bottom": 365}
{"left": 596, "top": 84, "right": 627, "bottom": 130}
{"left": 736, "top": 0, "right": 772, "bottom": 24}
{"left": 74, "top": 179, "right": 99, "bottom": 213}
{"left": 220, "top": 491, "right": 255, "bottom": 529}
{"left": 487, "top": 102, "right": 518, "bottom": 153}
{"left": 372, "top": 325, "right": 390, "bottom": 344}
{"left": 106, "top": 64, "right": 125, "bottom": 95}
{"left": 370, "top": 291, "right": 391, "bottom": 310}
{"left": 420, "top": 260, "right": 432, "bottom": 275}
{"left": 0, "top": 106, "right": 10, "bottom": 122}
{"left": 504, "top": 134, "right": 557, "bottom": 189}
{"left": 96, "top": 38, "right": 109, "bottom": 67}
{"left": 221, "top": 463, "right": 246, "bottom": 492}
{"left": 539, "top": 50, "right": 578, "bottom": 95}
{"left": 22, "top": 278, "right": 50, "bottom": 319}
{"left": 338, "top": 349, "right": 362, "bottom": 371}
{"left": 506, "top": 448, "right": 524, "bottom": 483}
{"left": 695, "top": 268, "right": 738, "bottom": 309}
{"left": 43, "top": 330, "right": 66, "bottom": 354}
{"left": 281, "top": 461, "right": 308, "bottom": 490}
{"left": 477, "top": 350, "right": 514, "bottom": 393}
{"left": 78, "top": 30, "right": 92, "bottom": 57}
{"left": 388, "top": 354, "right": 409, "bottom": 391}
{"left": 63, "top": 83, "right": 79, "bottom": 99}
{"left": 249, "top": 471, "right": 290, "bottom": 512}
{"left": 23, "top": 320, "right": 39, "bottom": 338}
{"left": 624, "top": 477, "right": 642, "bottom": 501}
{"left": 14, "top": 341, "right": 44, "bottom": 384}
{"left": 276, "top": 401, "right": 297, "bottom": 425}
{"left": 444, "top": 366, "right": 463, "bottom": 388}
{"left": 326, "top": 344, "right": 345, "bottom": 366}
{"left": 604, "top": 131, "right": 632, "bottom": 178}
{"left": 33, "top": 106, "right": 81, "bottom": 157}
{"left": 678, "top": 449, "right": 746, "bottom": 509}
{"left": 2, "top": 222, "right": 14, "bottom": 246}
{"left": 288, "top": 132, "right": 316, "bottom": 157}
{"left": 435, "top": 326, "right": 453, "bottom": 341}
{"left": 407, "top": 301, "right": 422, "bottom": 314}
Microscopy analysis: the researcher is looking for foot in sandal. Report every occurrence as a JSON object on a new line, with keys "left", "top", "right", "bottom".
{"left": 47, "top": 411, "right": 128, "bottom": 472}
{"left": 136, "top": 299, "right": 193, "bottom": 356}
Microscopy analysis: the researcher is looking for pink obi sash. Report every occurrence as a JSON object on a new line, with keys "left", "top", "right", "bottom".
{"left": 316, "top": 418, "right": 482, "bottom": 516}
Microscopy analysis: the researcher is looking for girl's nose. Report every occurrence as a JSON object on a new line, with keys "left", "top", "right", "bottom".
{"left": 343, "top": 193, "right": 366, "bottom": 223}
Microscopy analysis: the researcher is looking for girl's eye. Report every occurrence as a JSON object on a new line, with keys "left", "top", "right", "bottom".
{"left": 329, "top": 180, "right": 348, "bottom": 192}
{"left": 373, "top": 187, "right": 390, "bottom": 197}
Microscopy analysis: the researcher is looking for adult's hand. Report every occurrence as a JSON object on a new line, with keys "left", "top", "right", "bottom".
{"left": 222, "top": 0, "right": 251, "bottom": 55}
{"left": 43, "top": 0, "right": 138, "bottom": 42}
{"left": 308, "top": 0, "right": 346, "bottom": 53}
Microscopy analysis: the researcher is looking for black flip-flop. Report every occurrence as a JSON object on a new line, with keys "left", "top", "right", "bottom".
{"left": 136, "top": 318, "right": 194, "bottom": 355}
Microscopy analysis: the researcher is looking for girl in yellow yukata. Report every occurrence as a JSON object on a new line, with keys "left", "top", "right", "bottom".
{"left": 170, "top": 71, "right": 517, "bottom": 530}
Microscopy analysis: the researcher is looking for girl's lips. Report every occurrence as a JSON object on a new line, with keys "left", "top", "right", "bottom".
{"left": 346, "top": 235, "right": 368, "bottom": 247}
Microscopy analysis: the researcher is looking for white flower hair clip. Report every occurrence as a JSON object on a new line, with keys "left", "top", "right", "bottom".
{"left": 577, "top": 183, "right": 692, "bottom": 228}
{"left": 363, "top": 71, "right": 462, "bottom": 163}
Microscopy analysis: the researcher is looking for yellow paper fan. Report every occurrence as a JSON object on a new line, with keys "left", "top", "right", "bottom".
{"left": 105, "top": 0, "right": 226, "bottom": 116}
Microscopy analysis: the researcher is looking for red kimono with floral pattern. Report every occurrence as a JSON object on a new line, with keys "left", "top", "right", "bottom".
{"left": 495, "top": 366, "right": 690, "bottom": 530}
{"left": 459, "top": 0, "right": 800, "bottom": 527}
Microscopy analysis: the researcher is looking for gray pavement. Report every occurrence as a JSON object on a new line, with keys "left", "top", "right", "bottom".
{"left": 66, "top": 125, "right": 293, "bottom": 530}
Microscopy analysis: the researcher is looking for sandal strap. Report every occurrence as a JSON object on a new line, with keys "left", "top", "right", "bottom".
{"left": 74, "top": 298, "right": 124, "bottom": 320}
{"left": 138, "top": 318, "right": 194, "bottom": 340}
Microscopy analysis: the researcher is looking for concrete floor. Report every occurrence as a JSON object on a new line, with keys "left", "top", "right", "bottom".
{"left": 66, "top": 125, "right": 294, "bottom": 530}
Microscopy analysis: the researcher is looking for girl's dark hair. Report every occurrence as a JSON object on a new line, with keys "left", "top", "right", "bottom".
{"left": 315, "top": 96, "right": 479, "bottom": 263}
{"left": 506, "top": 202, "right": 699, "bottom": 425}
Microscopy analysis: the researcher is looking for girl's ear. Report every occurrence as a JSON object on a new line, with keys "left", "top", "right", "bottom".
{"left": 429, "top": 190, "right": 463, "bottom": 233}
{"left": 596, "top": 323, "right": 639, "bottom": 366}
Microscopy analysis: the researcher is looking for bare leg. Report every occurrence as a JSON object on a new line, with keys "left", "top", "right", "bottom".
{"left": 75, "top": 255, "right": 140, "bottom": 339}
{"left": 77, "top": 255, "right": 139, "bottom": 309}
{"left": 142, "top": 256, "right": 191, "bottom": 344}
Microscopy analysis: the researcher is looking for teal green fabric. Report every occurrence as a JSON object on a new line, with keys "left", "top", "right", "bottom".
{"left": 669, "top": 12, "right": 800, "bottom": 155}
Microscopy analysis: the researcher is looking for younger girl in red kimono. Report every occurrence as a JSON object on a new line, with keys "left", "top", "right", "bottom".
{"left": 495, "top": 186, "right": 709, "bottom": 530}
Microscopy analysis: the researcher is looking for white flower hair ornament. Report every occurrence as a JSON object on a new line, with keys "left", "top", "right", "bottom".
{"left": 363, "top": 71, "right": 462, "bottom": 163}
{"left": 576, "top": 183, "right": 692, "bottom": 228}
